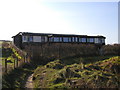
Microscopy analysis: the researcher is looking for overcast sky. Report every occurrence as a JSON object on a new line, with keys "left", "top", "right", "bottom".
{"left": 0, "top": 0, "right": 118, "bottom": 44}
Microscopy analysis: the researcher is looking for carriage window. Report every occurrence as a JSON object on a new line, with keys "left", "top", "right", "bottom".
{"left": 63, "top": 37, "right": 69, "bottom": 42}
{"left": 24, "top": 36, "right": 27, "bottom": 41}
{"left": 102, "top": 38, "right": 105, "bottom": 43}
{"left": 81, "top": 38, "right": 86, "bottom": 42}
{"left": 68, "top": 37, "right": 71, "bottom": 42}
{"left": 54, "top": 37, "right": 59, "bottom": 42}
{"left": 28, "top": 36, "right": 33, "bottom": 42}
{"left": 75, "top": 37, "right": 78, "bottom": 42}
{"left": 23, "top": 36, "right": 26, "bottom": 41}
{"left": 59, "top": 37, "right": 62, "bottom": 42}
{"left": 72, "top": 37, "right": 74, "bottom": 42}
{"left": 95, "top": 38, "right": 99, "bottom": 43}
{"left": 98, "top": 38, "right": 102, "bottom": 43}
{"left": 89, "top": 38, "right": 94, "bottom": 42}
{"left": 78, "top": 38, "right": 82, "bottom": 42}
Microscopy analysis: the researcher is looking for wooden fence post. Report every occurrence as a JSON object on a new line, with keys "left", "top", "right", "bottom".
{"left": 14, "top": 58, "right": 16, "bottom": 69}
{"left": 16, "top": 58, "right": 18, "bottom": 67}
{"left": 5, "top": 59, "right": 7, "bottom": 73}
{"left": 25, "top": 55, "right": 27, "bottom": 63}
{"left": 25, "top": 55, "right": 28, "bottom": 63}
{"left": 24, "top": 56, "right": 25, "bottom": 63}
{"left": 24, "top": 55, "right": 26, "bottom": 63}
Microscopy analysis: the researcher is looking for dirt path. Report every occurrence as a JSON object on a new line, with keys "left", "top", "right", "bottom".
{"left": 25, "top": 73, "right": 34, "bottom": 89}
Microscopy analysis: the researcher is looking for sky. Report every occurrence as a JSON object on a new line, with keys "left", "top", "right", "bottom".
{"left": 0, "top": 0, "right": 118, "bottom": 44}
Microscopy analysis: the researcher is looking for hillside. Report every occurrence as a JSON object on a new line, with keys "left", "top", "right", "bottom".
{"left": 1, "top": 41, "right": 120, "bottom": 89}
{"left": 1, "top": 41, "right": 34, "bottom": 88}
{"left": 33, "top": 56, "right": 120, "bottom": 88}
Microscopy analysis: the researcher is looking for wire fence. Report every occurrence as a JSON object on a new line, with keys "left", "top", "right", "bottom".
{"left": 2, "top": 43, "right": 30, "bottom": 74}
{"left": 2, "top": 55, "right": 29, "bottom": 74}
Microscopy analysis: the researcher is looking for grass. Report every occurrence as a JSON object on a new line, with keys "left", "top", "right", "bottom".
{"left": 1, "top": 42, "right": 25, "bottom": 74}
{"left": 1, "top": 41, "right": 120, "bottom": 88}
{"left": 33, "top": 67, "right": 59, "bottom": 88}
{"left": 2, "top": 63, "right": 35, "bottom": 88}
{"left": 1, "top": 41, "right": 33, "bottom": 88}
{"left": 61, "top": 55, "right": 116, "bottom": 65}
{"left": 49, "top": 83, "right": 66, "bottom": 88}
{"left": 33, "top": 56, "right": 120, "bottom": 88}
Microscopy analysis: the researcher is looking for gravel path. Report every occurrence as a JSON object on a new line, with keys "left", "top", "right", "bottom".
{"left": 25, "top": 74, "right": 34, "bottom": 89}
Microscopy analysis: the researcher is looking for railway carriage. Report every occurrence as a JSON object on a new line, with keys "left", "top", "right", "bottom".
{"left": 12, "top": 32, "right": 106, "bottom": 49}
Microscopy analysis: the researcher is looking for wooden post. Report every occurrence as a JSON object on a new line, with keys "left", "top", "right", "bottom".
{"left": 26, "top": 53, "right": 28, "bottom": 63}
{"left": 14, "top": 58, "right": 16, "bottom": 69}
{"left": 24, "top": 55, "right": 26, "bottom": 63}
{"left": 24, "top": 56, "right": 25, "bottom": 63}
{"left": 26, "top": 54, "right": 27, "bottom": 63}
{"left": 5, "top": 59, "right": 7, "bottom": 73}
{"left": 12, "top": 54, "right": 16, "bottom": 69}
{"left": 16, "top": 58, "right": 18, "bottom": 67}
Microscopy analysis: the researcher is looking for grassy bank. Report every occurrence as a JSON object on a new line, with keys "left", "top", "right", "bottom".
{"left": 2, "top": 63, "right": 35, "bottom": 88}
{"left": 33, "top": 56, "right": 120, "bottom": 88}
{"left": 1, "top": 41, "right": 26, "bottom": 73}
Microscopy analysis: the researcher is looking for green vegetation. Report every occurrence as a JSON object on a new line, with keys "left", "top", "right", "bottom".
{"left": 33, "top": 56, "right": 120, "bottom": 88}
{"left": 1, "top": 41, "right": 32, "bottom": 88}
{"left": 1, "top": 41, "right": 26, "bottom": 73}
{"left": 2, "top": 41, "right": 120, "bottom": 89}
{"left": 2, "top": 63, "right": 34, "bottom": 88}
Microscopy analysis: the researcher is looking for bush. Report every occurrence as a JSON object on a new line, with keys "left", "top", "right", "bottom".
{"left": 101, "top": 44, "right": 120, "bottom": 56}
